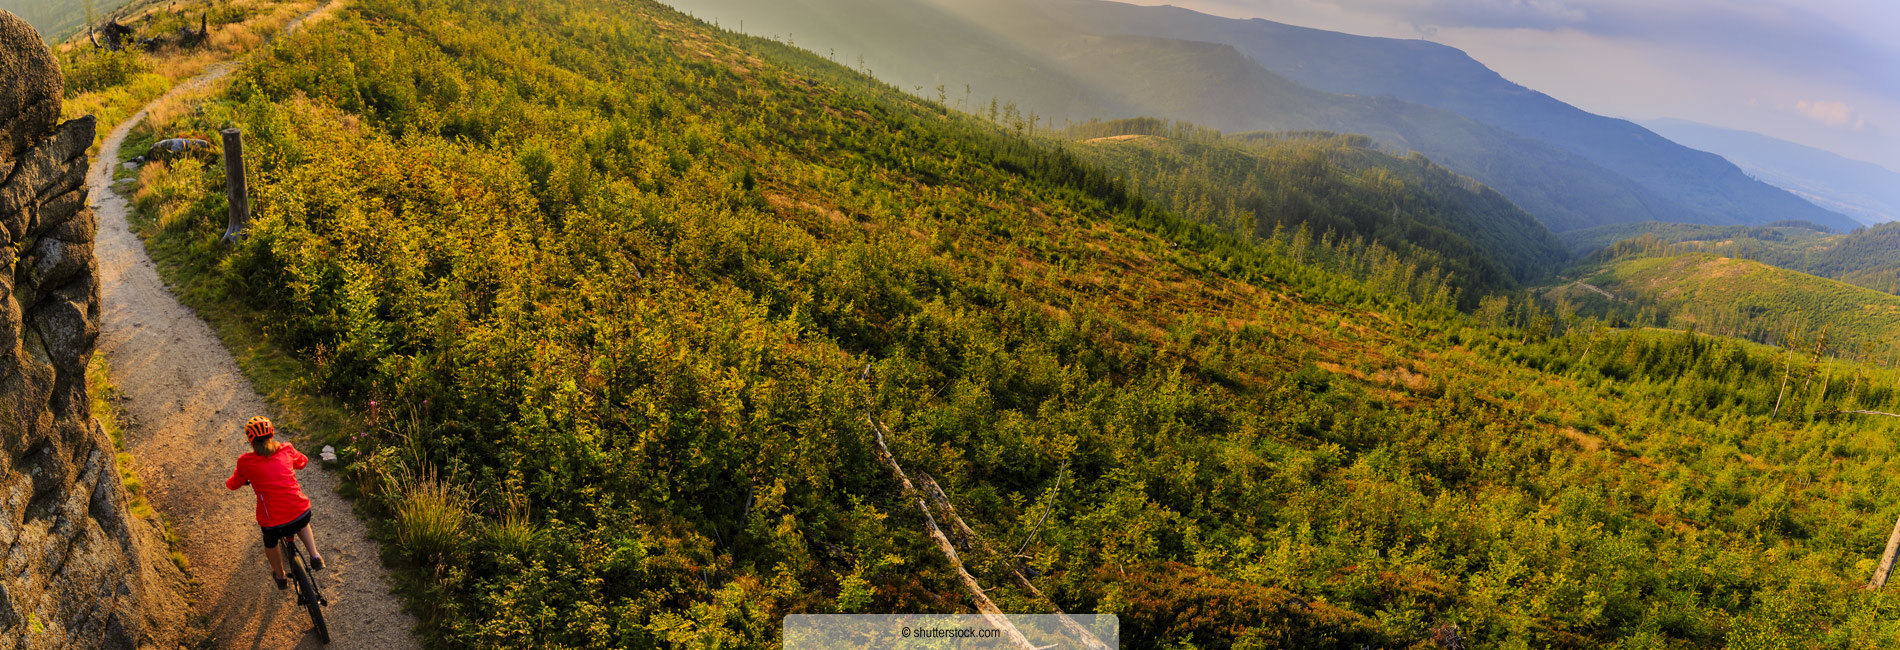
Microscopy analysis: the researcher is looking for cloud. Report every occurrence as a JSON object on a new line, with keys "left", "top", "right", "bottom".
{"left": 1249, "top": 0, "right": 1900, "bottom": 97}
{"left": 1795, "top": 100, "right": 1868, "bottom": 130}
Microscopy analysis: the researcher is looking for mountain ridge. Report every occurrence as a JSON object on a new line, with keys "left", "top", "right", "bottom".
{"left": 1642, "top": 118, "right": 1900, "bottom": 226}
{"left": 989, "top": 0, "right": 1861, "bottom": 233}
{"left": 664, "top": 0, "right": 1855, "bottom": 234}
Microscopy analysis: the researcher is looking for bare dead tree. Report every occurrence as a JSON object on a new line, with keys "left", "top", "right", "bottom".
{"left": 914, "top": 472, "right": 1107, "bottom": 650}
{"left": 864, "top": 407, "right": 1039, "bottom": 650}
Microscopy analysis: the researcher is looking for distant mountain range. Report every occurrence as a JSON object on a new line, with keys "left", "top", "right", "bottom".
{"left": 663, "top": 0, "right": 1859, "bottom": 234}
{"left": 1641, "top": 119, "right": 1900, "bottom": 226}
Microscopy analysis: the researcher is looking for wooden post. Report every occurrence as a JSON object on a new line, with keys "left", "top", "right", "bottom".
{"left": 1869, "top": 514, "right": 1900, "bottom": 589}
{"left": 220, "top": 128, "right": 249, "bottom": 243}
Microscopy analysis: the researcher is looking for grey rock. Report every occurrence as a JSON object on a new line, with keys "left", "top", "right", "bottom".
{"left": 139, "top": 138, "right": 214, "bottom": 164}
{"left": 0, "top": 11, "right": 61, "bottom": 171}
{"left": 0, "top": 10, "right": 186, "bottom": 650}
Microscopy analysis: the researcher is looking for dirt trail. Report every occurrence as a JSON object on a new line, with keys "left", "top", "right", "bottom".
{"left": 84, "top": 3, "right": 420, "bottom": 648}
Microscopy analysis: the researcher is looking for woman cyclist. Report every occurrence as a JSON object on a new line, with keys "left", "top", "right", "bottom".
{"left": 225, "top": 416, "right": 326, "bottom": 590}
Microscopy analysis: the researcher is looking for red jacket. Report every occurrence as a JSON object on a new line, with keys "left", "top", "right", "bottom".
{"left": 225, "top": 443, "right": 312, "bottom": 527}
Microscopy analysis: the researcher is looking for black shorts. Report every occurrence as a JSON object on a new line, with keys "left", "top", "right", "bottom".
{"left": 260, "top": 509, "right": 312, "bottom": 549}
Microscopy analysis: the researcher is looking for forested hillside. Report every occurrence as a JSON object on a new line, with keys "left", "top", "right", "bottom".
{"left": 1063, "top": 121, "right": 1568, "bottom": 300}
{"left": 116, "top": 0, "right": 1900, "bottom": 647}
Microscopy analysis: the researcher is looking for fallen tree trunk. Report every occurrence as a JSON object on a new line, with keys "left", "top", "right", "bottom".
{"left": 915, "top": 472, "right": 1111, "bottom": 650}
{"left": 1869, "top": 513, "right": 1900, "bottom": 590}
{"left": 1835, "top": 410, "right": 1900, "bottom": 418}
{"left": 866, "top": 414, "right": 1041, "bottom": 650}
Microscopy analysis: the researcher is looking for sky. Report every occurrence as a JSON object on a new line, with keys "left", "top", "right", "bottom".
{"left": 1122, "top": 0, "right": 1900, "bottom": 172}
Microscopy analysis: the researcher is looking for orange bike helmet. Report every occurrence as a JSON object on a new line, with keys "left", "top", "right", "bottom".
{"left": 245, "top": 416, "right": 275, "bottom": 442}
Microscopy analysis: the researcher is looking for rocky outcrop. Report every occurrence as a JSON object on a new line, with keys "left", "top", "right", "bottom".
{"left": 0, "top": 11, "right": 186, "bottom": 650}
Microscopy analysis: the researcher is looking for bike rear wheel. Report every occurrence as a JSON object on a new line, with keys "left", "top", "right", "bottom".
{"left": 289, "top": 545, "right": 331, "bottom": 643}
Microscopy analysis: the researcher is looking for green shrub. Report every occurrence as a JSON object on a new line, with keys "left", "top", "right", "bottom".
{"left": 62, "top": 49, "right": 152, "bottom": 97}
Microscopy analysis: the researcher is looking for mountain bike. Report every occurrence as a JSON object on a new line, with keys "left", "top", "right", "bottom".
{"left": 283, "top": 536, "right": 331, "bottom": 643}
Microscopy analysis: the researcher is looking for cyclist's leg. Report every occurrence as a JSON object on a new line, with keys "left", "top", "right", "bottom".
{"left": 261, "top": 523, "right": 287, "bottom": 579}
{"left": 295, "top": 518, "right": 323, "bottom": 568}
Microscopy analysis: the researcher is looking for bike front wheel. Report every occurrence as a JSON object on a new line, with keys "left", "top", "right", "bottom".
{"left": 291, "top": 551, "right": 331, "bottom": 643}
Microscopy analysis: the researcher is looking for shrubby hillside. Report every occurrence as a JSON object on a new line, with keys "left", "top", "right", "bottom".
{"left": 120, "top": 0, "right": 1900, "bottom": 647}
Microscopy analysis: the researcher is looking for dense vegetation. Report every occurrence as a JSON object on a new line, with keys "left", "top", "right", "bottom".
{"left": 1558, "top": 221, "right": 1833, "bottom": 257}
{"left": 120, "top": 0, "right": 1900, "bottom": 647}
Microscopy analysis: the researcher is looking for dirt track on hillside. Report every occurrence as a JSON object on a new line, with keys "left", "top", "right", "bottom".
{"left": 85, "top": 2, "right": 420, "bottom": 647}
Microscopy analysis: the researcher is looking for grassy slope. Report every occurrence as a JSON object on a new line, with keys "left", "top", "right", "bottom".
{"left": 1553, "top": 252, "right": 1900, "bottom": 351}
{"left": 1562, "top": 221, "right": 1900, "bottom": 297}
{"left": 117, "top": 0, "right": 1900, "bottom": 647}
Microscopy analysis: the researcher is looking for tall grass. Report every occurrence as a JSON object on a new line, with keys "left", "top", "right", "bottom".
{"left": 386, "top": 463, "right": 469, "bottom": 563}
{"left": 480, "top": 492, "right": 537, "bottom": 562}
{"left": 132, "top": 157, "right": 219, "bottom": 231}
{"left": 363, "top": 410, "right": 472, "bottom": 563}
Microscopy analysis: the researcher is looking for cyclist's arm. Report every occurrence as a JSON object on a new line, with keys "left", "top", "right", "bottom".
{"left": 286, "top": 443, "right": 309, "bottom": 470}
{"left": 225, "top": 464, "right": 246, "bottom": 490}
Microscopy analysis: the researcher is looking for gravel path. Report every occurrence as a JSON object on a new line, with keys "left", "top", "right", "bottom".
{"left": 84, "top": 3, "right": 421, "bottom": 648}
